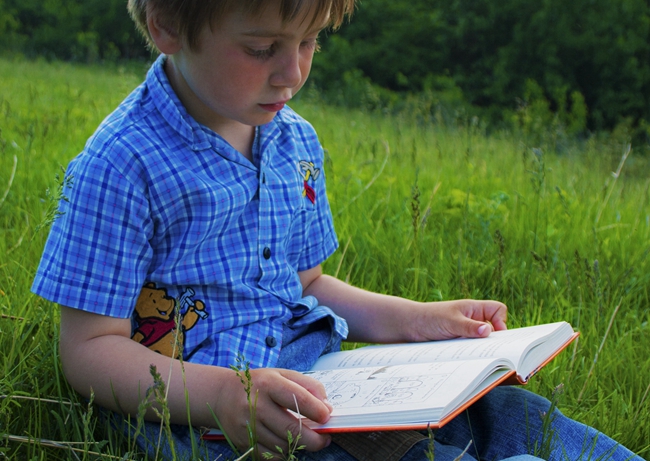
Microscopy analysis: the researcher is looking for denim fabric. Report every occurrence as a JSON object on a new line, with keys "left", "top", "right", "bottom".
{"left": 276, "top": 317, "right": 342, "bottom": 371}
{"left": 119, "top": 321, "right": 643, "bottom": 460}
{"left": 124, "top": 387, "right": 643, "bottom": 461}
{"left": 122, "top": 386, "right": 641, "bottom": 461}
{"left": 433, "top": 386, "right": 641, "bottom": 461}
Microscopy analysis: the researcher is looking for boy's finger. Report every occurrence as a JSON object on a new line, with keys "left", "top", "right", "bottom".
{"left": 257, "top": 403, "right": 332, "bottom": 453}
{"left": 483, "top": 302, "right": 508, "bottom": 330}
{"left": 265, "top": 370, "right": 332, "bottom": 424}
{"left": 253, "top": 423, "right": 290, "bottom": 456}
{"left": 281, "top": 369, "right": 330, "bottom": 401}
{"left": 455, "top": 317, "right": 490, "bottom": 338}
{"left": 278, "top": 422, "right": 332, "bottom": 453}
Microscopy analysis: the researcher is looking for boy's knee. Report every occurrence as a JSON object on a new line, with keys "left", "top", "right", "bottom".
{"left": 487, "top": 386, "right": 553, "bottom": 413}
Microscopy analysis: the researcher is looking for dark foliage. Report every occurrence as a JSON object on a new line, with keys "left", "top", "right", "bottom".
{"left": 1, "top": 0, "right": 649, "bottom": 132}
{"left": 312, "top": 0, "right": 650, "bottom": 132}
{"left": 0, "top": 0, "right": 147, "bottom": 61}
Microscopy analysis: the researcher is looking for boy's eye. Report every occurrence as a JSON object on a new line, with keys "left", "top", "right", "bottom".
{"left": 248, "top": 45, "right": 276, "bottom": 60}
{"left": 246, "top": 37, "right": 320, "bottom": 61}
{"left": 301, "top": 38, "right": 321, "bottom": 53}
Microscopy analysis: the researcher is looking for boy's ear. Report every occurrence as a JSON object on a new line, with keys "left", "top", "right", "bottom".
{"left": 146, "top": 6, "right": 183, "bottom": 55}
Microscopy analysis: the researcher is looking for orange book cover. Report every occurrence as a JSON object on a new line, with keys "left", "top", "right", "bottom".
{"left": 202, "top": 323, "right": 579, "bottom": 440}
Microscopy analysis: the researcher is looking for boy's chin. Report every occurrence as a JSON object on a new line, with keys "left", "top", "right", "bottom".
{"left": 250, "top": 110, "right": 281, "bottom": 126}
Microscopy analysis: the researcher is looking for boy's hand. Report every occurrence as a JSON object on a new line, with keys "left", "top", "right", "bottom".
{"left": 301, "top": 271, "right": 508, "bottom": 344}
{"left": 411, "top": 299, "right": 507, "bottom": 342}
{"left": 215, "top": 367, "right": 333, "bottom": 456}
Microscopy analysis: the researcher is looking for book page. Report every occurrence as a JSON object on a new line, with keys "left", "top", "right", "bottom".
{"left": 311, "top": 322, "right": 572, "bottom": 376}
{"left": 303, "top": 358, "right": 511, "bottom": 429}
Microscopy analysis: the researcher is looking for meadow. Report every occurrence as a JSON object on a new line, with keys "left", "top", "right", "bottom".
{"left": 0, "top": 57, "right": 649, "bottom": 460}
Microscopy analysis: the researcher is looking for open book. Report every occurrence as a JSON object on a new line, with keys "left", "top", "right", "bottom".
{"left": 203, "top": 321, "right": 578, "bottom": 438}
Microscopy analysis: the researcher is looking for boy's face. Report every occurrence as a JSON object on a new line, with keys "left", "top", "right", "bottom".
{"left": 164, "top": 2, "right": 326, "bottom": 137}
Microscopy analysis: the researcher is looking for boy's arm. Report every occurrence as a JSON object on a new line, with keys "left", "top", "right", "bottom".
{"left": 59, "top": 306, "right": 334, "bottom": 454}
{"left": 299, "top": 266, "right": 507, "bottom": 343}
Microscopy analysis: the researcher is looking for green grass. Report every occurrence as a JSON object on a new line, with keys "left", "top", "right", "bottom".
{"left": 1, "top": 56, "right": 649, "bottom": 459}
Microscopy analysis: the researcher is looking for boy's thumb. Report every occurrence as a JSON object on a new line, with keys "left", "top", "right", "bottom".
{"left": 476, "top": 322, "right": 493, "bottom": 337}
{"left": 458, "top": 317, "right": 492, "bottom": 338}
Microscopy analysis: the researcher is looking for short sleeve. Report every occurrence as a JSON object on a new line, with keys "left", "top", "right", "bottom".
{"left": 32, "top": 150, "right": 154, "bottom": 318}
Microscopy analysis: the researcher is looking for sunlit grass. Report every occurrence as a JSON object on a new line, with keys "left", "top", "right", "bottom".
{"left": 1, "top": 56, "right": 649, "bottom": 459}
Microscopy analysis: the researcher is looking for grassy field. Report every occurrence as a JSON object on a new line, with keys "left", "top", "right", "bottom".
{"left": 1, "top": 57, "right": 649, "bottom": 460}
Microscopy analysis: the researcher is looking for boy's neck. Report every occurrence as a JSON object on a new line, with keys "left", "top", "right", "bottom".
{"left": 216, "top": 124, "right": 256, "bottom": 162}
{"left": 163, "top": 57, "right": 255, "bottom": 162}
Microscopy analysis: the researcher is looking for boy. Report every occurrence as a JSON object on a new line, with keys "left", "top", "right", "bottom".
{"left": 32, "top": 0, "right": 643, "bottom": 460}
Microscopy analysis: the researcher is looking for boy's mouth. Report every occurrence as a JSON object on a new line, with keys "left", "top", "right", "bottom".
{"left": 259, "top": 101, "right": 288, "bottom": 112}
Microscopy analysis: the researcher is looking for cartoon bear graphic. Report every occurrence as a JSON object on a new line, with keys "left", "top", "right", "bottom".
{"left": 131, "top": 283, "right": 207, "bottom": 359}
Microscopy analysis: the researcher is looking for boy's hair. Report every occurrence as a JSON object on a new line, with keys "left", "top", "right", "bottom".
{"left": 128, "top": 0, "right": 356, "bottom": 52}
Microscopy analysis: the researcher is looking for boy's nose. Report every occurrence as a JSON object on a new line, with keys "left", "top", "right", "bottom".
{"left": 271, "top": 50, "right": 303, "bottom": 89}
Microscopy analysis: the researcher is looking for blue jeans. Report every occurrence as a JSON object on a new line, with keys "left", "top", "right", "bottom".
{"left": 121, "top": 386, "right": 641, "bottom": 460}
{"left": 118, "top": 320, "right": 643, "bottom": 460}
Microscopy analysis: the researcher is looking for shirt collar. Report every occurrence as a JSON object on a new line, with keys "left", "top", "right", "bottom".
{"left": 146, "top": 55, "right": 212, "bottom": 152}
{"left": 147, "top": 55, "right": 284, "bottom": 166}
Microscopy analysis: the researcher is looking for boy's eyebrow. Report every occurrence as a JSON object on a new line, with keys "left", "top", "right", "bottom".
{"left": 241, "top": 18, "right": 329, "bottom": 38}
{"left": 241, "top": 26, "right": 324, "bottom": 38}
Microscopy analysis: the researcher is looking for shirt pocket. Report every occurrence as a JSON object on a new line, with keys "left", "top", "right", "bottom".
{"left": 283, "top": 195, "right": 318, "bottom": 268}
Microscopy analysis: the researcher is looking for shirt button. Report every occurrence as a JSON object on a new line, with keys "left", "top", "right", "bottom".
{"left": 263, "top": 247, "right": 271, "bottom": 259}
{"left": 265, "top": 335, "right": 278, "bottom": 347}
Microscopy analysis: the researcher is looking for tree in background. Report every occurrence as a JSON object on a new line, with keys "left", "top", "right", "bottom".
{"left": 312, "top": 0, "right": 650, "bottom": 133}
{"left": 0, "top": 0, "right": 146, "bottom": 61}
{"left": 1, "top": 0, "right": 648, "bottom": 134}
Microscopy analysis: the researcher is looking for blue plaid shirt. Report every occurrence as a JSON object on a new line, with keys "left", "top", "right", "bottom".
{"left": 32, "top": 56, "right": 348, "bottom": 368}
